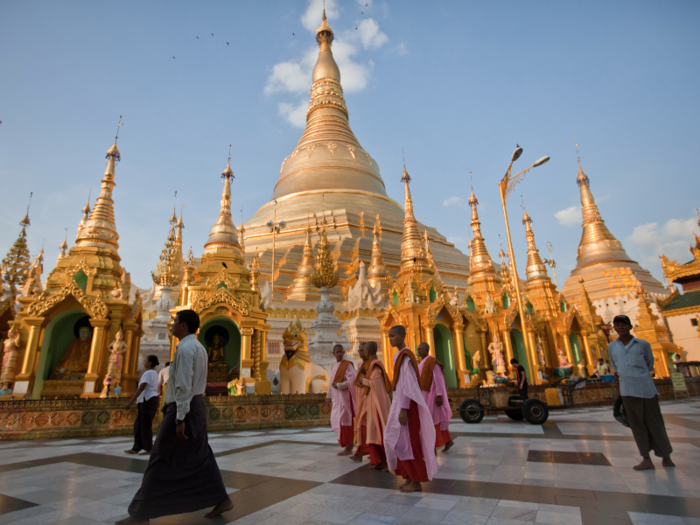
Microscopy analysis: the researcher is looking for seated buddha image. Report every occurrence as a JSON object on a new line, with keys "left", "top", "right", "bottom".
{"left": 52, "top": 321, "right": 93, "bottom": 379}
{"left": 208, "top": 333, "right": 226, "bottom": 364}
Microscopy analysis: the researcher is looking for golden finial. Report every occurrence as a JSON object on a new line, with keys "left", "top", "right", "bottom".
{"left": 115, "top": 115, "right": 123, "bottom": 143}
{"left": 521, "top": 195, "right": 532, "bottom": 225}
{"left": 170, "top": 191, "right": 178, "bottom": 225}
{"left": 400, "top": 147, "right": 410, "bottom": 182}
{"left": 20, "top": 192, "right": 32, "bottom": 228}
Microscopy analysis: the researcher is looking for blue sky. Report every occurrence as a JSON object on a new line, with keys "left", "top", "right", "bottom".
{"left": 1, "top": 0, "right": 699, "bottom": 289}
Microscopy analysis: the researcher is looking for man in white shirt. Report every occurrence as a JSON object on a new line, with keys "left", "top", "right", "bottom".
{"left": 158, "top": 361, "right": 170, "bottom": 396}
{"left": 120, "top": 310, "right": 232, "bottom": 525}
{"left": 609, "top": 314, "right": 674, "bottom": 471}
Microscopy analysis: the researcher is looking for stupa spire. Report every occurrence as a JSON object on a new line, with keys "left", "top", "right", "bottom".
{"left": 57, "top": 229, "right": 69, "bottom": 263}
{"left": 287, "top": 217, "right": 318, "bottom": 300}
{"left": 367, "top": 218, "right": 389, "bottom": 289}
{"left": 74, "top": 137, "right": 121, "bottom": 252}
{"left": 204, "top": 146, "right": 241, "bottom": 253}
{"left": 151, "top": 209, "right": 183, "bottom": 287}
{"left": 522, "top": 207, "right": 549, "bottom": 281}
{"left": 574, "top": 159, "right": 633, "bottom": 268}
{"left": 1, "top": 195, "right": 33, "bottom": 294}
{"left": 468, "top": 184, "right": 497, "bottom": 278}
{"left": 399, "top": 166, "right": 426, "bottom": 266}
{"left": 76, "top": 191, "right": 91, "bottom": 241}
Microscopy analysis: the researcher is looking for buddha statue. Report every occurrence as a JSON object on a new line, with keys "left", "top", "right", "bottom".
{"left": 52, "top": 325, "right": 93, "bottom": 379}
{"left": 208, "top": 334, "right": 225, "bottom": 364}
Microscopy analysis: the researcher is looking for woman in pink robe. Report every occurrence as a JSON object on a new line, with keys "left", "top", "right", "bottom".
{"left": 417, "top": 343, "right": 454, "bottom": 452}
{"left": 325, "top": 344, "right": 357, "bottom": 456}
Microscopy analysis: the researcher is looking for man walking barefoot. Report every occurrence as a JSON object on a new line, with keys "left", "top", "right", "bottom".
{"left": 609, "top": 314, "right": 675, "bottom": 471}
{"left": 118, "top": 310, "right": 232, "bottom": 525}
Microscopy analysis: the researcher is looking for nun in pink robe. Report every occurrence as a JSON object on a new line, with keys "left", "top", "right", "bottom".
{"left": 327, "top": 357, "right": 357, "bottom": 448}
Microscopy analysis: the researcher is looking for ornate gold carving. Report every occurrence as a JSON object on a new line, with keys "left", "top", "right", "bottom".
{"left": 68, "top": 258, "right": 98, "bottom": 279}
{"left": 347, "top": 145, "right": 356, "bottom": 159}
{"left": 191, "top": 287, "right": 250, "bottom": 317}
{"left": 27, "top": 280, "right": 108, "bottom": 319}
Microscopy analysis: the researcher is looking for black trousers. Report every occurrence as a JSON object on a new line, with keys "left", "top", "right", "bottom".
{"left": 128, "top": 395, "right": 228, "bottom": 520}
{"left": 622, "top": 396, "right": 673, "bottom": 458}
{"left": 133, "top": 396, "right": 160, "bottom": 452}
{"left": 519, "top": 383, "right": 529, "bottom": 400}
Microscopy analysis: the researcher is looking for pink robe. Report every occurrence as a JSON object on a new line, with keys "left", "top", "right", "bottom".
{"left": 384, "top": 350, "right": 437, "bottom": 479}
{"left": 327, "top": 359, "right": 357, "bottom": 442}
{"left": 419, "top": 356, "right": 453, "bottom": 431}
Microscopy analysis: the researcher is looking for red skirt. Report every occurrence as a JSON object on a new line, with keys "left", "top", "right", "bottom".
{"left": 435, "top": 424, "right": 452, "bottom": 448}
{"left": 394, "top": 400, "right": 429, "bottom": 482}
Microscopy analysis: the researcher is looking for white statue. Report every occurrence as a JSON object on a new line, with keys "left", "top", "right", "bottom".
{"left": 488, "top": 336, "right": 507, "bottom": 374}
{"left": 536, "top": 337, "right": 546, "bottom": 367}
{"left": 0, "top": 327, "right": 21, "bottom": 392}
{"left": 347, "top": 262, "right": 384, "bottom": 310}
{"left": 473, "top": 350, "right": 481, "bottom": 370}
{"left": 100, "top": 330, "right": 128, "bottom": 397}
{"left": 260, "top": 281, "right": 272, "bottom": 308}
{"left": 484, "top": 293, "right": 496, "bottom": 314}
{"left": 557, "top": 348, "right": 573, "bottom": 369}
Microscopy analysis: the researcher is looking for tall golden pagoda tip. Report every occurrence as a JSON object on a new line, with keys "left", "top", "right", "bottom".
{"left": 107, "top": 116, "right": 122, "bottom": 160}
{"left": 82, "top": 190, "right": 91, "bottom": 213}
{"left": 222, "top": 144, "right": 234, "bottom": 179}
{"left": 20, "top": 192, "right": 32, "bottom": 228}
{"left": 316, "top": 1, "right": 333, "bottom": 39}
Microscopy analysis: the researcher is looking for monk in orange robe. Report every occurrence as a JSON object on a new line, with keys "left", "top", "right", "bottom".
{"left": 351, "top": 342, "right": 370, "bottom": 462}
{"left": 353, "top": 341, "right": 391, "bottom": 470}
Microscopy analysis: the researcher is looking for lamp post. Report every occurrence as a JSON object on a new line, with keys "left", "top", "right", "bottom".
{"left": 497, "top": 145, "right": 550, "bottom": 384}
{"left": 266, "top": 200, "right": 286, "bottom": 306}
{"left": 543, "top": 242, "right": 558, "bottom": 288}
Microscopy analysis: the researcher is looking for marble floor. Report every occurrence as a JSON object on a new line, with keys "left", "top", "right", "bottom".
{"left": 0, "top": 399, "right": 699, "bottom": 525}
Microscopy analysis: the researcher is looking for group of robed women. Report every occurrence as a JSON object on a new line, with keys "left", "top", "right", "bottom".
{"left": 326, "top": 325, "right": 454, "bottom": 493}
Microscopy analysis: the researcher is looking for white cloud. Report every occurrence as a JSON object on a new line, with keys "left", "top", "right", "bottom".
{"left": 278, "top": 100, "right": 308, "bottom": 128}
{"left": 443, "top": 196, "right": 464, "bottom": 208}
{"left": 355, "top": 19, "right": 388, "bottom": 50}
{"left": 626, "top": 216, "right": 698, "bottom": 271}
{"left": 265, "top": 0, "right": 390, "bottom": 126}
{"left": 554, "top": 205, "right": 581, "bottom": 226}
{"left": 396, "top": 42, "right": 409, "bottom": 55}
{"left": 448, "top": 236, "right": 467, "bottom": 245}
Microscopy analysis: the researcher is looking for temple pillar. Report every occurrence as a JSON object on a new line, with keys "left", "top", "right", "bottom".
{"left": 502, "top": 330, "right": 514, "bottom": 377}
{"left": 381, "top": 331, "right": 393, "bottom": 376}
{"left": 581, "top": 332, "right": 595, "bottom": 375}
{"left": 527, "top": 330, "right": 541, "bottom": 385}
{"left": 424, "top": 324, "right": 436, "bottom": 357}
{"left": 479, "top": 332, "right": 490, "bottom": 371}
{"left": 562, "top": 331, "right": 579, "bottom": 375}
{"left": 82, "top": 318, "right": 110, "bottom": 397}
{"left": 240, "top": 327, "right": 254, "bottom": 381}
{"left": 453, "top": 325, "right": 467, "bottom": 388}
{"left": 13, "top": 317, "right": 45, "bottom": 397}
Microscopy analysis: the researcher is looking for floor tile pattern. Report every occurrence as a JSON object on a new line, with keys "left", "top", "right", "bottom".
{"left": 0, "top": 400, "right": 698, "bottom": 524}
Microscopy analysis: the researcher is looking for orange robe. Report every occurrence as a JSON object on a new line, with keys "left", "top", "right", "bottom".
{"left": 357, "top": 360, "right": 392, "bottom": 465}
{"left": 353, "top": 359, "right": 370, "bottom": 458}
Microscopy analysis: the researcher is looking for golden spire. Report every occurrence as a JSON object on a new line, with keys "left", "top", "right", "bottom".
{"left": 424, "top": 222, "right": 441, "bottom": 281}
{"left": 74, "top": 135, "right": 121, "bottom": 252}
{"left": 57, "top": 229, "right": 69, "bottom": 263}
{"left": 151, "top": 211, "right": 183, "bottom": 287}
{"left": 399, "top": 165, "right": 429, "bottom": 274}
{"left": 499, "top": 237, "right": 513, "bottom": 298}
{"left": 238, "top": 208, "right": 246, "bottom": 250}
{"left": 76, "top": 191, "right": 91, "bottom": 241}
{"left": 522, "top": 206, "right": 549, "bottom": 281}
{"left": 1, "top": 195, "right": 33, "bottom": 294}
{"left": 204, "top": 146, "right": 241, "bottom": 253}
{"left": 173, "top": 205, "right": 185, "bottom": 268}
{"left": 467, "top": 184, "right": 497, "bottom": 278}
{"left": 310, "top": 217, "right": 339, "bottom": 289}
{"left": 288, "top": 217, "right": 319, "bottom": 299}
{"left": 367, "top": 220, "right": 389, "bottom": 288}
{"left": 573, "top": 152, "right": 633, "bottom": 269}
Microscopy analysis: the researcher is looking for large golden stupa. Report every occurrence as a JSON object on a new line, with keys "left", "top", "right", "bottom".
{"left": 243, "top": 11, "right": 470, "bottom": 301}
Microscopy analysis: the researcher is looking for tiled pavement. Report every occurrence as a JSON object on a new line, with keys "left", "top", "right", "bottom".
{"left": 0, "top": 400, "right": 699, "bottom": 524}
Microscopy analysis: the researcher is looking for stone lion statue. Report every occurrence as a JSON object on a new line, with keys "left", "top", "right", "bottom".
{"left": 279, "top": 319, "right": 330, "bottom": 394}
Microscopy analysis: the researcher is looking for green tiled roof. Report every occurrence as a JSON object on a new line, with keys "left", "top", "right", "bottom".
{"left": 663, "top": 290, "right": 700, "bottom": 311}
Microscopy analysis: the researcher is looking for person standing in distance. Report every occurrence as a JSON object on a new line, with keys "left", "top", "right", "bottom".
{"left": 510, "top": 358, "right": 528, "bottom": 400}
{"left": 118, "top": 310, "right": 232, "bottom": 525}
{"left": 609, "top": 314, "right": 674, "bottom": 471}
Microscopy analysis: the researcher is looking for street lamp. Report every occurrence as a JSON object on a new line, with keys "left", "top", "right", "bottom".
{"left": 497, "top": 145, "right": 550, "bottom": 383}
{"left": 266, "top": 199, "right": 286, "bottom": 305}
{"left": 543, "top": 242, "right": 558, "bottom": 288}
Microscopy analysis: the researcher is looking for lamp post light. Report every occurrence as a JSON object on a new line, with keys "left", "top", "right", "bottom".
{"left": 543, "top": 242, "right": 558, "bottom": 288}
{"left": 266, "top": 200, "right": 286, "bottom": 306}
{"left": 497, "top": 145, "right": 550, "bottom": 384}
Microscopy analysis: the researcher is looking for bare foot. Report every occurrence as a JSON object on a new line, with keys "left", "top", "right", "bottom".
{"left": 338, "top": 445, "right": 353, "bottom": 456}
{"left": 633, "top": 458, "right": 655, "bottom": 470}
{"left": 662, "top": 457, "right": 675, "bottom": 467}
{"left": 443, "top": 440, "right": 454, "bottom": 452}
{"left": 398, "top": 477, "right": 411, "bottom": 489}
{"left": 115, "top": 517, "right": 150, "bottom": 525}
{"left": 138, "top": 451, "right": 151, "bottom": 456}
{"left": 350, "top": 454, "right": 362, "bottom": 463}
{"left": 204, "top": 498, "right": 234, "bottom": 518}
{"left": 400, "top": 481, "right": 422, "bottom": 493}
{"left": 124, "top": 449, "right": 138, "bottom": 455}
{"left": 379, "top": 461, "right": 389, "bottom": 472}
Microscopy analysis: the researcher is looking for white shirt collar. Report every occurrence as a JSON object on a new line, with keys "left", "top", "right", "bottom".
{"left": 176, "top": 333, "right": 197, "bottom": 348}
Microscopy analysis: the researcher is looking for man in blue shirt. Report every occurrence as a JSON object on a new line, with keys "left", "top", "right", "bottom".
{"left": 609, "top": 315, "right": 674, "bottom": 470}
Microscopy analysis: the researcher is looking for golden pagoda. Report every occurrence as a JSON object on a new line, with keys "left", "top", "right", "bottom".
{"left": 243, "top": 11, "right": 470, "bottom": 305}
{"left": 1, "top": 201, "right": 33, "bottom": 296}
{"left": 660, "top": 213, "right": 700, "bottom": 361}
{"left": 174, "top": 152, "right": 271, "bottom": 394}
{"left": 561, "top": 160, "right": 669, "bottom": 320}
{"left": 10, "top": 137, "right": 144, "bottom": 399}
